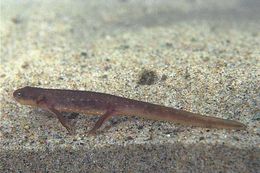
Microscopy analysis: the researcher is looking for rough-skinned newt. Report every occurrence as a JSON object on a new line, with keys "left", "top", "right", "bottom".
{"left": 13, "top": 86, "right": 246, "bottom": 134}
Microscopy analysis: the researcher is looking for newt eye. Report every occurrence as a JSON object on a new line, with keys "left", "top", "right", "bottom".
{"left": 13, "top": 90, "right": 23, "bottom": 99}
{"left": 16, "top": 92, "right": 23, "bottom": 98}
{"left": 17, "top": 92, "right": 22, "bottom": 97}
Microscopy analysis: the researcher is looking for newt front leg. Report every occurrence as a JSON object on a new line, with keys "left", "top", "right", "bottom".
{"left": 47, "top": 107, "right": 75, "bottom": 134}
{"left": 36, "top": 95, "right": 75, "bottom": 134}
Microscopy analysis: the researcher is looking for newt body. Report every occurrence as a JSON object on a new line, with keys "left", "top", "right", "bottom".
{"left": 13, "top": 86, "right": 246, "bottom": 134}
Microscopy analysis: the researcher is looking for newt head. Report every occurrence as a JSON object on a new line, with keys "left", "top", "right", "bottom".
{"left": 13, "top": 86, "right": 38, "bottom": 106}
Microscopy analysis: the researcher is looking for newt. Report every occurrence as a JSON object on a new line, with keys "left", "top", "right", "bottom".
{"left": 13, "top": 86, "right": 246, "bottom": 134}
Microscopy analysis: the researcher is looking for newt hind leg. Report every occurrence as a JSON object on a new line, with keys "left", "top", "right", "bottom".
{"left": 88, "top": 109, "right": 116, "bottom": 135}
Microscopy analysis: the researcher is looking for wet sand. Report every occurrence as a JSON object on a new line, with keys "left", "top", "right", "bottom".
{"left": 0, "top": 0, "right": 259, "bottom": 172}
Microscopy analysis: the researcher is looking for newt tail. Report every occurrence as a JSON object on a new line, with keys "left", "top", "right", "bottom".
{"left": 125, "top": 102, "right": 246, "bottom": 130}
{"left": 13, "top": 86, "right": 246, "bottom": 134}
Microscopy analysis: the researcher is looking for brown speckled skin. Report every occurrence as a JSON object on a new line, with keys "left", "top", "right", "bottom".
{"left": 13, "top": 86, "right": 246, "bottom": 133}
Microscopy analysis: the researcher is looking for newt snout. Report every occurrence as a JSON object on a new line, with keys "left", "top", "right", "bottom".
{"left": 13, "top": 86, "right": 38, "bottom": 106}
